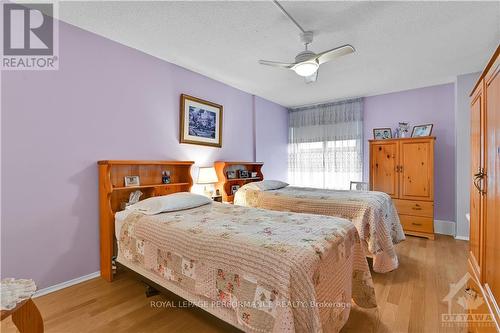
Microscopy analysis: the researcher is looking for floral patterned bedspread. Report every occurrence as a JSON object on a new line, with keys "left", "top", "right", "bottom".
{"left": 234, "top": 186, "right": 405, "bottom": 273}
{"left": 119, "top": 202, "right": 376, "bottom": 333}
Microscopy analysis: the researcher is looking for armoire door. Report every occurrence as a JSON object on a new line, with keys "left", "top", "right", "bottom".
{"left": 484, "top": 58, "right": 499, "bottom": 308}
{"left": 470, "top": 84, "right": 484, "bottom": 276}
{"left": 370, "top": 141, "right": 399, "bottom": 198}
{"left": 398, "top": 139, "right": 434, "bottom": 201}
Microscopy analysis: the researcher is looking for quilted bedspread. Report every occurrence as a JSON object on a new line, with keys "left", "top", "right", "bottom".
{"left": 118, "top": 202, "right": 376, "bottom": 333}
{"left": 234, "top": 186, "right": 405, "bottom": 273}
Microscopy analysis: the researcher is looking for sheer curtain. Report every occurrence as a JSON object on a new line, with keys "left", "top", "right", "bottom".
{"left": 288, "top": 98, "right": 364, "bottom": 190}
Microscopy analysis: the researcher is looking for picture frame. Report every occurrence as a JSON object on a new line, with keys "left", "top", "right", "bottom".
{"left": 231, "top": 185, "right": 240, "bottom": 195}
{"left": 373, "top": 128, "right": 393, "bottom": 140}
{"left": 226, "top": 170, "right": 236, "bottom": 179}
{"left": 239, "top": 170, "right": 249, "bottom": 178}
{"left": 411, "top": 124, "right": 433, "bottom": 137}
{"left": 124, "top": 175, "right": 140, "bottom": 187}
{"left": 180, "top": 94, "right": 223, "bottom": 148}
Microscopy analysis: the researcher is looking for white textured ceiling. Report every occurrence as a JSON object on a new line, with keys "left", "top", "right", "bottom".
{"left": 56, "top": 1, "right": 499, "bottom": 107}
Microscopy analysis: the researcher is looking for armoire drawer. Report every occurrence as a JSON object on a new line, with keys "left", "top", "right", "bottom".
{"left": 393, "top": 199, "right": 433, "bottom": 218}
{"left": 399, "top": 215, "right": 434, "bottom": 233}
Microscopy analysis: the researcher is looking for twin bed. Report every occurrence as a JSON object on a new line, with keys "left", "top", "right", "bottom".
{"left": 234, "top": 181, "right": 405, "bottom": 273}
{"left": 99, "top": 160, "right": 404, "bottom": 333}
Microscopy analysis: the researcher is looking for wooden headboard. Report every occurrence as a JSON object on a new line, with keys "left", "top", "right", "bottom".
{"left": 97, "top": 160, "right": 194, "bottom": 281}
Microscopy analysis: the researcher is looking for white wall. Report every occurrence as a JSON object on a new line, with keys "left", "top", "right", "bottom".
{"left": 455, "top": 72, "right": 481, "bottom": 240}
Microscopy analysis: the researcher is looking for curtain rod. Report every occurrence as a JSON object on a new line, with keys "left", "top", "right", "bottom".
{"left": 289, "top": 96, "right": 363, "bottom": 111}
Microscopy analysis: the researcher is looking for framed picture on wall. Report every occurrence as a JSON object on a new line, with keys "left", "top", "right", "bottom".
{"left": 411, "top": 124, "right": 433, "bottom": 137}
{"left": 373, "top": 128, "right": 393, "bottom": 140}
{"left": 180, "top": 94, "right": 223, "bottom": 147}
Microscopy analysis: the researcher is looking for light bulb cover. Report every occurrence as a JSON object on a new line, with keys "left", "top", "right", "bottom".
{"left": 293, "top": 62, "right": 319, "bottom": 77}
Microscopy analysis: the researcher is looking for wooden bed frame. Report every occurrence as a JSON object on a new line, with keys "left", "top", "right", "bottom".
{"left": 97, "top": 160, "right": 194, "bottom": 282}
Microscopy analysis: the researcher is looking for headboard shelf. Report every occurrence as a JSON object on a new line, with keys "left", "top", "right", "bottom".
{"left": 98, "top": 160, "right": 194, "bottom": 282}
{"left": 112, "top": 182, "right": 191, "bottom": 191}
{"left": 214, "top": 161, "right": 264, "bottom": 203}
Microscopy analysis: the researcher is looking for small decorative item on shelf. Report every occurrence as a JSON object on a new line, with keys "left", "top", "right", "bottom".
{"left": 121, "top": 190, "right": 143, "bottom": 209}
{"left": 239, "top": 170, "right": 249, "bottom": 178}
{"left": 212, "top": 189, "right": 223, "bottom": 202}
{"left": 395, "top": 122, "right": 410, "bottom": 138}
{"left": 161, "top": 170, "right": 171, "bottom": 184}
{"left": 411, "top": 124, "right": 433, "bottom": 137}
{"left": 226, "top": 170, "right": 236, "bottom": 179}
{"left": 231, "top": 184, "right": 240, "bottom": 195}
{"left": 124, "top": 175, "right": 140, "bottom": 187}
{"left": 251, "top": 172, "right": 258, "bottom": 178}
{"left": 373, "top": 128, "right": 392, "bottom": 140}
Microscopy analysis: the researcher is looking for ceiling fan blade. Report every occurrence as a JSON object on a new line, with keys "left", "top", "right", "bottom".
{"left": 258, "top": 60, "right": 294, "bottom": 68}
{"left": 304, "top": 70, "right": 318, "bottom": 83}
{"left": 315, "top": 44, "right": 355, "bottom": 65}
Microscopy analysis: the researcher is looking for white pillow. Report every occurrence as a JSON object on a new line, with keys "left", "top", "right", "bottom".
{"left": 125, "top": 192, "right": 211, "bottom": 215}
{"left": 241, "top": 180, "right": 289, "bottom": 191}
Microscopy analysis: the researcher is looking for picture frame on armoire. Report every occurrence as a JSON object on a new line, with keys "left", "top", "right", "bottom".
{"left": 373, "top": 128, "right": 392, "bottom": 140}
{"left": 411, "top": 124, "right": 433, "bottom": 137}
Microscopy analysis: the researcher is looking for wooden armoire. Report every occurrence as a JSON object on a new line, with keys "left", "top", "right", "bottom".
{"left": 369, "top": 137, "right": 435, "bottom": 240}
{"left": 468, "top": 45, "right": 500, "bottom": 332}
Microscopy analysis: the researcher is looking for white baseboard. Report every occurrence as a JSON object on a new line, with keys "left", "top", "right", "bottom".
{"left": 33, "top": 271, "right": 100, "bottom": 298}
{"left": 454, "top": 235, "right": 470, "bottom": 241}
{"left": 434, "top": 219, "right": 456, "bottom": 237}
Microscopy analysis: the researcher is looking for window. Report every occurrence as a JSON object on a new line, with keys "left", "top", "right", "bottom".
{"left": 288, "top": 99, "right": 363, "bottom": 190}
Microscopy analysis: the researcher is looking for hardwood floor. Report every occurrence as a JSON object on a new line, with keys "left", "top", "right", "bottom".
{"left": 1, "top": 235, "right": 468, "bottom": 333}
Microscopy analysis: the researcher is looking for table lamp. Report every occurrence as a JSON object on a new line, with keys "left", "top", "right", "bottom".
{"left": 197, "top": 166, "right": 218, "bottom": 197}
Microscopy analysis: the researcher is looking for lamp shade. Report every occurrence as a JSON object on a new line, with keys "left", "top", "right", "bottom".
{"left": 197, "top": 167, "right": 218, "bottom": 184}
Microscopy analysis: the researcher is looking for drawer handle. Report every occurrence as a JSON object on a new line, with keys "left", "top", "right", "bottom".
{"left": 411, "top": 222, "right": 423, "bottom": 226}
{"left": 412, "top": 204, "right": 422, "bottom": 210}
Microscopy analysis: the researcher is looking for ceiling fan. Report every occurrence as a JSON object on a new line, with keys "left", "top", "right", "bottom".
{"left": 259, "top": 1, "right": 355, "bottom": 83}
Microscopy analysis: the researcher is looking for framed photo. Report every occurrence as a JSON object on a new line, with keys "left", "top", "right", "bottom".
{"left": 411, "top": 124, "right": 433, "bottom": 137}
{"left": 239, "top": 170, "right": 249, "bottom": 178}
{"left": 226, "top": 170, "right": 236, "bottom": 179}
{"left": 124, "top": 175, "right": 140, "bottom": 187}
{"left": 373, "top": 128, "right": 393, "bottom": 140}
{"left": 231, "top": 185, "right": 240, "bottom": 195}
{"left": 180, "top": 94, "right": 223, "bottom": 147}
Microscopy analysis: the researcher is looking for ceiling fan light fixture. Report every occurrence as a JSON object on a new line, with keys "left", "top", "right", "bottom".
{"left": 293, "top": 62, "right": 318, "bottom": 77}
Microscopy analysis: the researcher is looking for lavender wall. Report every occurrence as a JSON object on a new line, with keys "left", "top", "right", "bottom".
{"left": 1, "top": 22, "right": 288, "bottom": 289}
{"left": 255, "top": 96, "right": 288, "bottom": 181}
{"left": 363, "top": 83, "right": 456, "bottom": 222}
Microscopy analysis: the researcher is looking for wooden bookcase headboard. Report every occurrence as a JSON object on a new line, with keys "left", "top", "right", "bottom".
{"left": 97, "top": 160, "right": 194, "bottom": 281}
{"left": 214, "top": 161, "right": 264, "bottom": 203}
